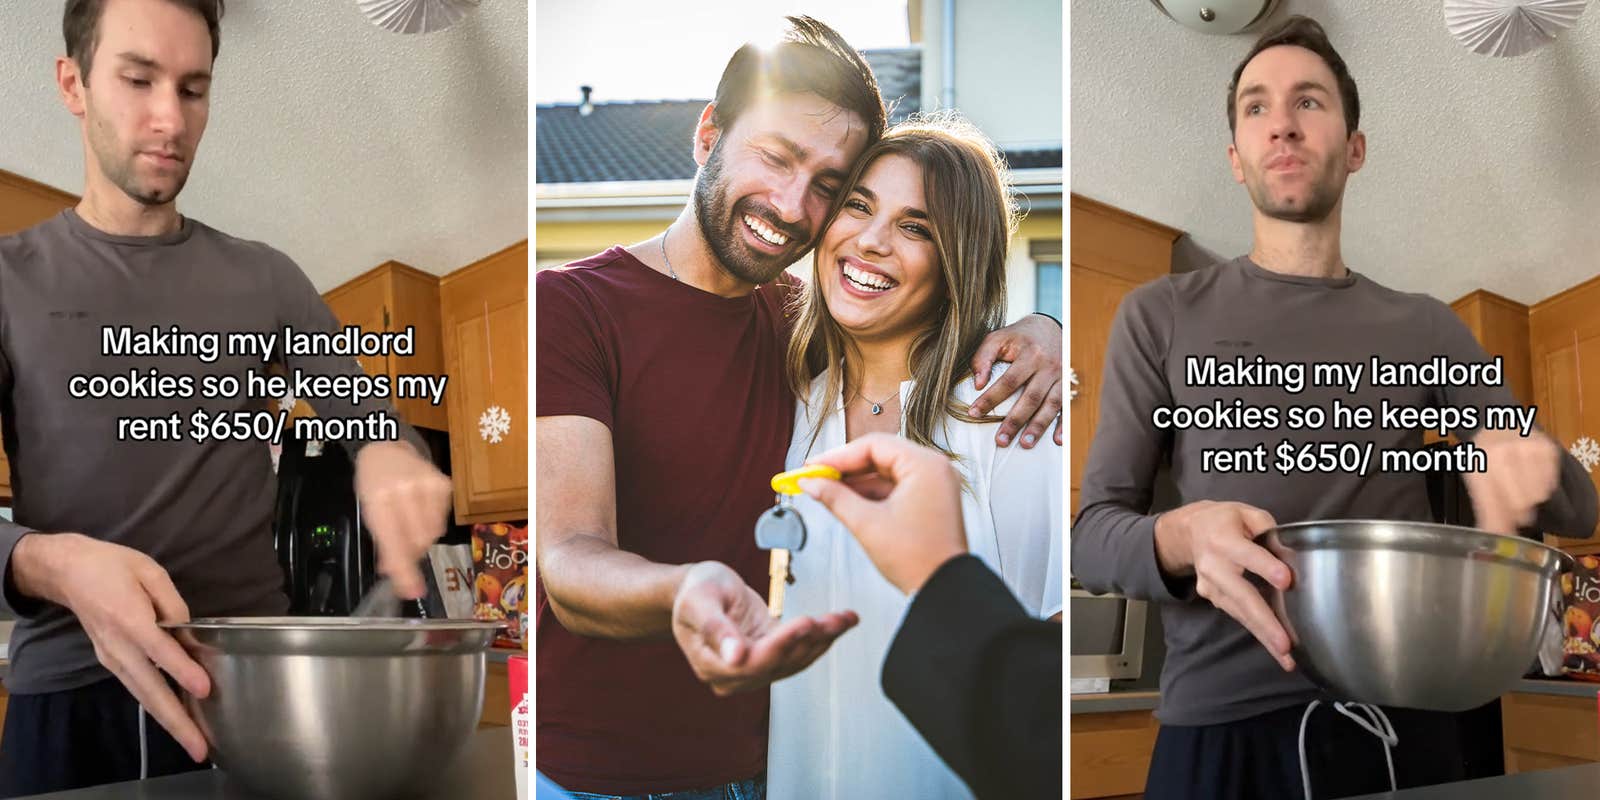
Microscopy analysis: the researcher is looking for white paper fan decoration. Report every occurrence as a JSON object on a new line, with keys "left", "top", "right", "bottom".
{"left": 358, "top": 0, "right": 480, "bottom": 35}
{"left": 1444, "top": 0, "right": 1589, "bottom": 57}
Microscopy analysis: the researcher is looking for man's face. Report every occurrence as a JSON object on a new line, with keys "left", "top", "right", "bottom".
{"left": 692, "top": 91, "right": 869, "bottom": 285}
{"left": 1227, "top": 45, "right": 1364, "bottom": 223}
{"left": 74, "top": 0, "right": 214, "bottom": 206}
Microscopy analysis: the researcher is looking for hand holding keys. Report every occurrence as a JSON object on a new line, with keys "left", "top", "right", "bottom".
{"left": 756, "top": 465, "right": 841, "bottom": 617}
{"left": 668, "top": 463, "right": 857, "bottom": 695}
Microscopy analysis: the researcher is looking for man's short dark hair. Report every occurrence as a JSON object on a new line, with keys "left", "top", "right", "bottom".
{"left": 710, "top": 15, "right": 887, "bottom": 146}
{"left": 64, "top": 0, "right": 225, "bottom": 85}
{"left": 1226, "top": 14, "right": 1359, "bottom": 138}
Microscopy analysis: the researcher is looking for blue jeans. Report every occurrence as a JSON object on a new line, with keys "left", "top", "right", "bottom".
{"left": 562, "top": 772, "right": 765, "bottom": 800}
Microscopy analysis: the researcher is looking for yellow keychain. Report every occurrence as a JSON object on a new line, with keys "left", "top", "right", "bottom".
{"left": 755, "top": 465, "right": 842, "bottom": 617}
{"left": 770, "top": 464, "right": 842, "bottom": 496}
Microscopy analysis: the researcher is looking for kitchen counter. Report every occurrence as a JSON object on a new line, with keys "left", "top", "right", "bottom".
{"left": 1348, "top": 762, "right": 1600, "bottom": 799}
{"left": 15, "top": 726, "right": 516, "bottom": 799}
{"left": 1069, "top": 678, "right": 1600, "bottom": 716}
{"left": 1070, "top": 689, "right": 1159, "bottom": 714}
{"left": 488, "top": 646, "right": 523, "bottom": 664}
{"left": 1516, "top": 678, "right": 1600, "bottom": 698}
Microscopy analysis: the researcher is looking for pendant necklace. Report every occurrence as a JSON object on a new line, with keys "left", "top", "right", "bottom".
{"left": 856, "top": 388, "right": 899, "bottom": 416}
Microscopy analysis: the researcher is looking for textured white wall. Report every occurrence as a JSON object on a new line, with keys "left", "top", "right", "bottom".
{"left": 1073, "top": 1, "right": 1600, "bottom": 305}
{"left": 0, "top": 2, "right": 529, "bottom": 291}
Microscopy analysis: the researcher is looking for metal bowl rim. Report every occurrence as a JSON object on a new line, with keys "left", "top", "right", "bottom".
{"left": 1265, "top": 519, "right": 1573, "bottom": 569}
{"left": 161, "top": 617, "right": 507, "bottom": 632}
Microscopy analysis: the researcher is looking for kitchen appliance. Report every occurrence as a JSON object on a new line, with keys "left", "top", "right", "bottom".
{"left": 1070, "top": 459, "right": 1185, "bottom": 688}
{"left": 1069, "top": 584, "right": 1147, "bottom": 685}
{"left": 273, "top": 434, "right": 375, "bottom": 616}
{"left": 1262, "top": 519, "right": 1571, "bottom": 712}
{"left": 165, "top": 617, "right": 503, "bottom": 800}
{"left": 273, "top": 428, "right": 467, "bottom": 617}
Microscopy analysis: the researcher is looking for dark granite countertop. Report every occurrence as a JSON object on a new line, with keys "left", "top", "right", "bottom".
{"left": 14, "top": 726, "right": 516, "bottom": 799}
{"left": 1347, "top": 763, "right": 1600, "bottom": 799}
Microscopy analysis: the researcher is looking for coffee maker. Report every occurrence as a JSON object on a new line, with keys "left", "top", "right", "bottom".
{"left": 272, "top": 430, "right": 459, "bottom": 617}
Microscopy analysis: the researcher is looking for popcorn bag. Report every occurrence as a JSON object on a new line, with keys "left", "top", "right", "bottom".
{"left": 1562, "top": 555, "right": 1600, "bottom": 681}
{"left": 472, "top": 521, "right": 529, "bottom": 648}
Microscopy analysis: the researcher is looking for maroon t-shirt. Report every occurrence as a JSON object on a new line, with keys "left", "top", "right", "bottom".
{"left": 535, "top": 247, "right": 796, "bottom": 793}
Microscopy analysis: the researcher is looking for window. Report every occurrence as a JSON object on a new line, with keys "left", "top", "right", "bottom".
{"left": 1031, "top": 239, "right": 1062, "bottom": 320}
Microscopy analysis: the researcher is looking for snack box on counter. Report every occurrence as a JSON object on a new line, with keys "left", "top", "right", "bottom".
{"left": 1562, "top": 554, "right": 1600, "bottom": 681}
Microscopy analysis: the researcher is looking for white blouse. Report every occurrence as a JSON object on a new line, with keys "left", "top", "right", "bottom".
{"left": 766, "top": 363, "right": 1063, "bottom": 800}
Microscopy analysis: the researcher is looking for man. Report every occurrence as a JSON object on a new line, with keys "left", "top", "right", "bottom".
{"left": 0, "top": 1, "right": 454, "bottom": 794}
{"left": 1071, "top": 15, "right": 1597, "bottom": 800}
{"left": 536, "top": 16, "right": 1063, "bottom": 797}
{"left": 799, "top": 433, "right": 1062, "bottom": 800}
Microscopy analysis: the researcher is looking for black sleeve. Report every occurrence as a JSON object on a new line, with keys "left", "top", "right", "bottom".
{"left": 880, "top": 554, "right": 1062, "bottom": 799}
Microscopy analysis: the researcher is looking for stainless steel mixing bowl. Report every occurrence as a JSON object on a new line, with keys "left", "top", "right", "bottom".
{"left": 1262, "top": 520, "right": 1570, "bottom": 712}
{"left": 164, "top": 617, "right": 504, "bottom": 800}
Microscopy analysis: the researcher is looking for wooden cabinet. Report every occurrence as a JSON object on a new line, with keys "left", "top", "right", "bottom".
{"left": 0, "top": 170, "right": 77, "bottom": 502}
{"left": 1452, "top": 291, "right": 1534, "bottom": 407}
{"left": 1529, "top": 277, "right": 1600, "bottom": 551}
{"left": 321, "top": 262, "right": 448, "bottom": 432}
{"left": 0, "top": 169, "right": 76, "bottom": 237}
{"left": 1501, "top": 691, "right": 1600, "bottom": 774}
{"left": 0, "top": 430, "right": 10, "bottom": 504}
{"left": 1071, "top": 707, "right": 1159, "bottom": 799}
{"left": 440, "top": 242, "right": 528, "bottom": 524}
{"left": 1427, "top": 291, "right": 1535, "bottom": 448}
{"left": 1069, "top": 195, "right": 1180, "bottom": 517}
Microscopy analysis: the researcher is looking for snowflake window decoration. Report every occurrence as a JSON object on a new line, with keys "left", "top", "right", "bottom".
{"left": 479, "top": 405, "right": 511, "bottom": 444}
{"left": 1571, "top": 436, "right": 1600, "bottom": 472}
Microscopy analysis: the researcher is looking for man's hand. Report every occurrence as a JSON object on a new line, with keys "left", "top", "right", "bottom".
{"left": 1465, "top": 428, "right": 1562, "bottom": 535}
{"left": 354, "top": 440, "right": 454, "bottom": 599}
{"left": 10, "top": 533, "right": 211, "bottom": 762}
{"left": 670, "top": 562, "right": 858, "bottom": 696}
{"left": 1153, "top": 500, "right": 1294, "bottom": 671}
{"left": 970, "top": 315, "right": 1063, "bottom": 449}
{"left": 797, "top": 433, "right": 968, "bottom": 594}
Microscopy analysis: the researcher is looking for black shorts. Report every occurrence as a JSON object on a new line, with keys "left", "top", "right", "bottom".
{"left": 0, "top": 675, "right": 212, "bottom": 797}
{"left": 1142, "top": 701, "right": 1470, "bottom": 800}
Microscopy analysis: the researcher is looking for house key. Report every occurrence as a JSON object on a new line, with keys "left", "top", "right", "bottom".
{"left": 756, "top": 465, "right": 841, "bottom": 617}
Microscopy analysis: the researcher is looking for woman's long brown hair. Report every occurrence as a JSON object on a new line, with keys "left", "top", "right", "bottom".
{"left": 785, "top": 112, "right": 1020, "bottom": 460}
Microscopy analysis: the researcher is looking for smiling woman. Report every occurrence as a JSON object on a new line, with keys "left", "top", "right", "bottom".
{"left": 770, "top": 112, "right": 1061, "bottom": 800}
{"left": 787, "top": 111, "right": 1018, "bottom": 458}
